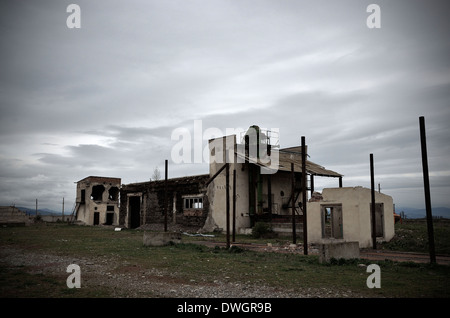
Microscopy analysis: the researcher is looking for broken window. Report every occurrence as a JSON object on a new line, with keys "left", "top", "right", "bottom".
{"left": 184, "top": 197, "right": 203, "bottom": 209}
{"left": 321, "top": 204, "right": 343, "bottom": 239}
{"left": 90, "top": 185, "right": 105, "bottom": 201}
{"left": 108, "top": 187, "right": 119, "bottom": 201}
{"left": 80, "top": 189, "right": 85, "bottom": 203}
{"left": 183, "top": 195, "right": 204, "bottom": 216}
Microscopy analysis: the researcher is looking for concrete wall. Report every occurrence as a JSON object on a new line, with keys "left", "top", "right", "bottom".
{"left": 307, "top": 187, "right": 395, "bottom": 248}
{"left": 120, "top": 175, "right": 210, "bottom": 229}
{"left": 206, "top": 136, "right": 303, "bottom": 233}
{"left": 75, "top": 177, "right": 121, "bottom": 226}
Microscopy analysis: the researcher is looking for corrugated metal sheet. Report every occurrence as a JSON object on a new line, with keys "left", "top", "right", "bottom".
{"left": 235, "top": 146, "right": 342, "bottom": 178}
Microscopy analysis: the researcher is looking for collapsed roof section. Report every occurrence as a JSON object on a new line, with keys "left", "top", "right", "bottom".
{"left": 235, "top": 144, "right": 342, "bottom": 178}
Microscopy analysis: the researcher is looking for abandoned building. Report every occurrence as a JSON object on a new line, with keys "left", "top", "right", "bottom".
{"left": 74, "top": 125, "right": 395, "bottom": 248}
{"left": 307, "top": 187, "right": 395, "bottom": 248}
{"left": 74, "top": 176, "right": 121, "bottom": 226}
{"left": 119, "top": 174, "right": 210, "bottom": 229}
{"left": 0, "top": 206, "right": 29, "bottom": 226}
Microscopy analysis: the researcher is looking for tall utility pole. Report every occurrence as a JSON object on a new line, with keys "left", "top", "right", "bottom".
{"left": 419, "top": 116, "right": 436, "bottom": 264}
{"left": 301, "top": 136, "right": 308, "bottom": 255}
{"left": 291, "top": 162, "right": 296, "bottom": 244}
{"left": 164, "top": 159, "right": 168, "bottom": 232}
{"left": 370, "top": 154, "right": 377, "bottom": 250}
{"left": 62, "top": 197, "right": 65, "bottom": 222}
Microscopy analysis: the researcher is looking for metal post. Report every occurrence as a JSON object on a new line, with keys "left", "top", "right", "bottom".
{"left": 301, "top": 136, "right": 308, "bottom": 255}
{"left": 370, "top": 154, "right": 377, "bottom": 249}
{"left": 232, "top": 167, "right": 236, "bottom": 243}
{"left": 226, "top": 163, "right": 230, "bottom": 249}
{"left": 419, "top": 116, "right": 436, "bottom": 264}
{"left": 267, "top": 174, "right": 272, "bottom": 221}
{"left": 62, "top": 197, "right": 65, "bottom": 222}
{"left": 291, "top": 162, "right": 296, "bottom": 244}
{"left": 164, "top": 159, "right": 168, "bottom": 232}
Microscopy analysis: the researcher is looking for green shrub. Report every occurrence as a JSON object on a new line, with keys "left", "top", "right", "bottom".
{"left": 251, "top": 222, "right": 275, "bottom": 238}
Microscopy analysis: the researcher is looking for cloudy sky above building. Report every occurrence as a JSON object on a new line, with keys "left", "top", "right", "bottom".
{"left": 1, "top": 0, "right": 449, "bottom": 212}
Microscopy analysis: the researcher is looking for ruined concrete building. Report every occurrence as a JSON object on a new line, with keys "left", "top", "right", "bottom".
{"left": 74, "top": 176, "right": 121, "bottom": 226}
{"left": 74, "top": 125, "right": 395, "bottom": 248}
{"left": 119, "top": 175, "right": 210, "bottom": 229}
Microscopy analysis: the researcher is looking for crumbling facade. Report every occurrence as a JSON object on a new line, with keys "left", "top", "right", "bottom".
{"left": 119, "top": 175, "right": 210, "bottom": 229}
{"left": 204, "top": 128, "right": 343, "bottom": 234}
{"left": 307, "top": 187, "right": 395, "bottom": 248}
{"left": 74, "top": 176, "right": 121, "bottom": 226}
{"left": 73, "top": 125, "right": 395, "bottom": 248}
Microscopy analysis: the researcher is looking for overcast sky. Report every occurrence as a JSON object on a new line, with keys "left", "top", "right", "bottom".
{"left": 1, "top": 0, "right": 449, "bottom": 212}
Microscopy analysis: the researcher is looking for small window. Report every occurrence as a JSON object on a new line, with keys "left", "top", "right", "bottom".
{"left": 184, "top": 197, "right": 203, "bottom": 209}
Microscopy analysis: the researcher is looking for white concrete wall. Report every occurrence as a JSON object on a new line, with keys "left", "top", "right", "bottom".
{"left": 75, "top": 180, "right": 120, "bottom": 226}
{"left": 207, "top": 135, "right": 304, "bottom": 233}
{"left": 307, "top": 187, "right": 395, "bottom": 248}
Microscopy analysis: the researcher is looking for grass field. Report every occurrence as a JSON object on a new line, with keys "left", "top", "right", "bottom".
{"left": 1, "top": 221, "right": 449, "bottom": 298}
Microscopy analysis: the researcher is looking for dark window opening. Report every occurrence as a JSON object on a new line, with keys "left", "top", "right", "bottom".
{"left": 80, "top": 189, "right": 86, "bottom": 203}
{"left": 107, "top": 205, "right": 115, "bottom": 212}
{"left": 91, "top": 185, "right": 105, "bottom": 201}
{"left": 108, "top": 187, "right": 119, "bottom": 201}
{"left": 184, "top": 197, "right": 203, "bottom": 209}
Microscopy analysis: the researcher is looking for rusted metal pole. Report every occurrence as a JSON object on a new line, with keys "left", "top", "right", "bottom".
{"left": 267, "top": 174, "right": 272, "bottom": 221}
{"left": 370, "top": 154, "right": 376, "bottom": 249}
{"left": 164, "top": 159, "right": 168, "bottom": 232}
{"left": 232, "top": 167, "right": 236, "bottom": 243}
{"left": 291, "top": 162, "right": 296, "bottom": 244}
{"left": 419, "top": 116, "right": 436, "bottom": 264}
{"left": 301, "top": 136, "right": 308, "bottom": 255}
{"left": 226, "top": 163, "right": 230, "bottom": 248}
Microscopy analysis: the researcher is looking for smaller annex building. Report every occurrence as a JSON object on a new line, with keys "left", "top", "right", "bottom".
{"left": 74, "top": 176, "right": 121, "bottom": 226}
{"left": 307, "top": 187, "right": 395, "bottom": 248}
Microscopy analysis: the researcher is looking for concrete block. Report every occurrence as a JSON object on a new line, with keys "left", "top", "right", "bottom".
{"left": 319, "top": 241, "right": 360, "bottom": 263}
{"left": 143, "top": 231, "right": 182, "bottom": 247}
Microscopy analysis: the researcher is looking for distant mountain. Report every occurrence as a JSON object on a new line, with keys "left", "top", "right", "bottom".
{"left": 396, "top": 206, "right": 450, "bottom": 219}
{"left": 16, "top": 207, "right": 62, "bottom": 216}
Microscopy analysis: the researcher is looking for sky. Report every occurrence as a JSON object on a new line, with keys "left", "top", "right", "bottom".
{"left": 0, "top": 0, "right": 449, "bottom": 212}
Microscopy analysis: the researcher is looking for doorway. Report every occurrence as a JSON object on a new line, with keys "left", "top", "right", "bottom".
{"left": 93, "top": 212, "right": 100, "bottom": 225}
{"left": 129, "top": 196, "right": 141, "bottom": 229}
{"left": 321, "top": 204, "right": 343, "bottom": 239}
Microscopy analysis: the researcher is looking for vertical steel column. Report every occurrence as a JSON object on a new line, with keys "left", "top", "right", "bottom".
{"left": 301, "top": 136, "right": 308, "bottom": 255}
{"left": 164, "top": 159, "right": 168, "bottom": 232}
{"left": 419, "top": 116, "right": 436, "bottom": 264}
{"left": 370, "top": 154, "right": 376, "bottom": 249}
{"left": 291, "top": 162, "right": 296, "bottom": 244}
{"left": 226, "top": 163, "right": 230, "bottom": 249}
{"left": 232, "top": 167, "right": 236, "bottom": 243}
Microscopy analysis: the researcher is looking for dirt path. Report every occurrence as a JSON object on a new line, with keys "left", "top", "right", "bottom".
{"left": 0, "top": 245, "right": 364, "bottom": 298}
{"left": 193, "top": 240, "right": 450, "bottom": 265}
